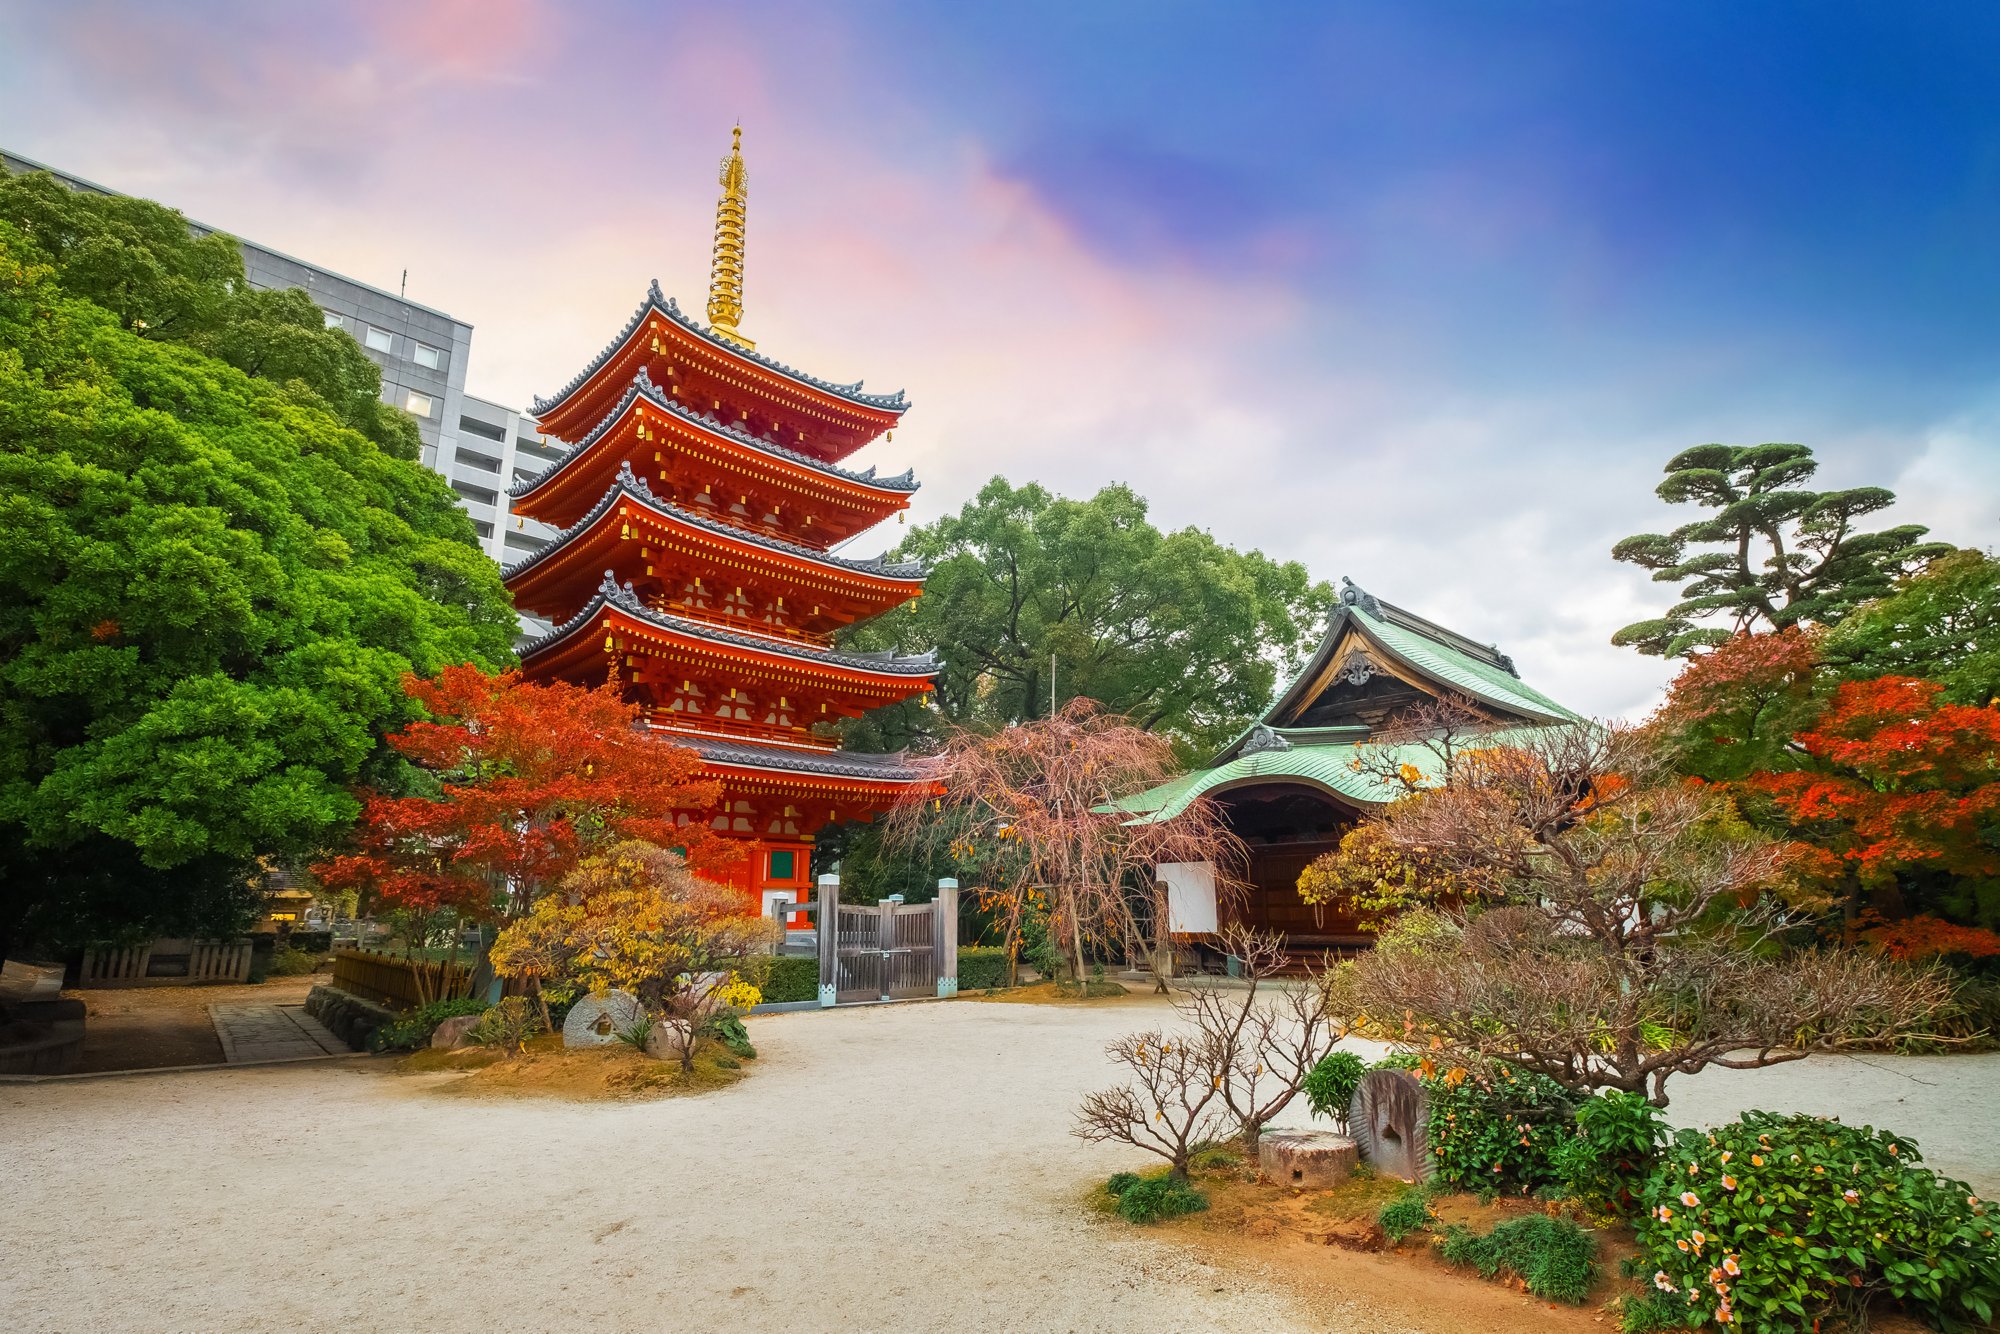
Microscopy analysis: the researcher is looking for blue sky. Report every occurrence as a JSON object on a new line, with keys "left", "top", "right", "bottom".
{"left": 2, "top": 0, "right": 1994, "bottom": 718}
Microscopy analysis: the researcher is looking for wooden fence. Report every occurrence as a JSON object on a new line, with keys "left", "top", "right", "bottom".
{"left": 78, "top": 938, "right": 253, "bottom": 988}
{"left": 329, "top": 949, "right": 475, "bottom": 1011}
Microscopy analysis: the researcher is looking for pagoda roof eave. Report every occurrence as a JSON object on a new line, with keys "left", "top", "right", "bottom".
{"left": 502, "top": 464, "right": 927, "bottom": 589}
{"left": 683, "top": 733, "right": 930, "bottom": 785}
{"left": 530, "top": 280, "right": 910, "bottom": 422}
{"left": 509, "top": 370, "right": 920, "bottom": 504}
{"left": 520, "top": 573, "right": 941, "bottom": 680}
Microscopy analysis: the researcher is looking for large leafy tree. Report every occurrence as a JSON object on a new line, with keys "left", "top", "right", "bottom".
{"left": 1822, "top": 548, "right": 2000, "bottom": 707}
{"left": 0, "top": 209, "right": 516, "bottom": 954}
{"left": 843, "top": 476, "right": 1331, "bottom": 759}
{"left": 0, "top": 169, "right": 420, "bottom": 458}
{"left": 1612, "top": 443, "right": 1950, "bottom": 657}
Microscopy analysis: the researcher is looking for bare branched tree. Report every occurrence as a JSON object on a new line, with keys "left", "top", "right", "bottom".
{"left": 1078, "top": 925, "right": 1340, "bottom": 1171}
{"left": 1329, "top": 722, "right": 1955, "bottom": 1105}
{"left": 1179, "top": 926, "right": 1340, "bottom": 1148}
{"left": 884, "top": 700, "right": 1245, "bottom": 987}
{"left": 1074, "top": 1027, "right": 1234, "bottom": 1180}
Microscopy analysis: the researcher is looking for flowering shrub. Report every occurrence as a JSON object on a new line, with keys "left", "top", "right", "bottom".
{"left": 1425, "top": 1061, "right": 1577, "bottom": 1193}
{"left": 1635, "top": 1111, "right": 1999, "bottom": 1330}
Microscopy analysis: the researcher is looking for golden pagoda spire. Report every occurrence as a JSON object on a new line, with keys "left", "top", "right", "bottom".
{"left": 706, "top": 124, "right": 753, "bottom": 350}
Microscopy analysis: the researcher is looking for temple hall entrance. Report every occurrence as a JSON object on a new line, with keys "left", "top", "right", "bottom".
{"left": 1212, "top": 781, "right": 1368, "bottom": 955}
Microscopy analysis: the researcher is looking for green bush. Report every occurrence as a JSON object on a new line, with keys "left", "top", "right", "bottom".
{"left": 700, "top": 1011, "right": 757, "bottom": 1059}
{"left": 1116, "top": 1176, "right": 1209, "bottom": 1224}
{"left": 752, "top": 955, "right": 820, "bottom": 1005}
{"left": 1378, "top": 1190, "right": 1435, "bottom": 1242}
{"left": 470, "top": 997, "right": 543, "bottom": 1053}
{"left": 282, "top": 930, "right": 333, "bottom": 956}
{"left": 1303, "top": 1050, "right": 1366, "bottom": 1129}
{"left": 1105, "top": 1171, "right": 1142, "bottom": 1198}
{"left": 957, "top": 946, "right": 1010, "bottom": 990}
{"left": 1425, "top": 1061, "right": 1577, "bottom": 1193}
{"left": 1617, "top": 1290, "right": 1699, "bottom": 1333}
{"left": 266, "top": 946, "right": 318, "bottom": 977}
{"left": 1438, "top": 1214, "right": 1597, "bottom": 1304}
{"left": 1554, "top": 1090, "right": 1668, "bottom": 1217}
{"left": 369, "top": 997, "right": 488, "bottom": 1052}
{"left": 1635, "top": 1111, "right": 2000, "bottom": 1331}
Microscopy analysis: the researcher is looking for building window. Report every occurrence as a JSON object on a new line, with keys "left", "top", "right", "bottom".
{"left": 414, "top": 343, "right": 444, "bottom": 371}
{"left": 768, "top": 850, "right": 796, "bottom": 881}
{"left": 322, "top": 310, "right": 343, "bottom": 330}
{"left": 364, "top": 326, "right": 393, "bottom": 354}
{"left": 473, "top": 520, "right": 494, "bottom": 538}
{"left": 456, "top": 449, "right": 500, "bottom": 474}
{"left": 452, "top": 479, "right": 499, "bottom": 507}
{"left": 457, "top": 414, "right": 506, "bottom": 442}
{"left": 404, "top": 390, "right": 436, "bottom": 417}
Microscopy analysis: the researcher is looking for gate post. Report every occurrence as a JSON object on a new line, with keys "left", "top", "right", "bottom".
{"left": 878, "top": 895, "right": 902, "bottom": 1002}
{"left": 815, "top": 874, "right": 840, "bottom": 1008}
{"left": 934, "top": 878, "right": 960, "bottom": 997}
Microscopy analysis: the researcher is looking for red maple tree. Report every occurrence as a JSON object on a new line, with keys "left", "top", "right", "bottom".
{"left": 1755, "top": 675, "right": 2000, "bottom": 932}
{"left": 315, "top": 665, "right": 732, "bottom": 920}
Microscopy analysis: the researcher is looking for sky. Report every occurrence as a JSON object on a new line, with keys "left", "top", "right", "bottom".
{"left": 2, "top": 0, "right": 1996, "bottom": 720}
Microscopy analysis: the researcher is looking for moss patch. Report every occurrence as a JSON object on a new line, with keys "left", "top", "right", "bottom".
{"left": 400, "top": 1034, "right": 748, "bottom": 1102}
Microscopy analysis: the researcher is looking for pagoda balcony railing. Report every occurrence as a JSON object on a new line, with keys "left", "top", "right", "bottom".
{"left": 644, "top": 714, "right": 842, "bottom": 752}
{"left": 646, "top": 598, "right": 836, "bottom": 650}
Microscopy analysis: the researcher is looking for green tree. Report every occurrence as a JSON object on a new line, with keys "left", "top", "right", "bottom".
{"left": 0, "top": 216, "right": 516, "bottom": 955}
{"left": 0, "top": 168, "right": 421, "bottom": 459}
{"left": 1611, "top": 443, "right": 1951, "bottom": 657}
{"left": 842, "top": 476, "right": 1331, "bottom": 758}
{"left": 1822, "top": 548, "right": 2000, "bottom": 707}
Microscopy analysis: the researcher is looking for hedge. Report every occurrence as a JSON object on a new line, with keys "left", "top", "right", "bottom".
{"left": 957, "top": 947, "right": 1010, "bottom": 990}
{"left": 755, "top": 955, "right": 821, "bottom": 1004}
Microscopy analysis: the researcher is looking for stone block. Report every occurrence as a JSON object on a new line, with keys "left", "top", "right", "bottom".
{"left": 1258, "top": 1131, "right": 1359, "bottom": 1190}
{"left": 562, "top": 990, "right": 644, "bottom": 1048}
{"left": 430, "top": 1014, "right": 482, "bottom": 1049}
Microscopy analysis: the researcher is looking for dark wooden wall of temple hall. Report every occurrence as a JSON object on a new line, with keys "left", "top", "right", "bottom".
{"left": 1213, "top": 784, "right": 1368, "bottom": 945}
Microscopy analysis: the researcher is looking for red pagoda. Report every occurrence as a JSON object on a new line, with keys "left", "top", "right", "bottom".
{"left": 504, "top": 128, "right": 937, "bottom": 915}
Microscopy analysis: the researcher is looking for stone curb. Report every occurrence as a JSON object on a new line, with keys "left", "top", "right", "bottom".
{"left": 0, "top": 1050, "right": 378, "bottom": 1084}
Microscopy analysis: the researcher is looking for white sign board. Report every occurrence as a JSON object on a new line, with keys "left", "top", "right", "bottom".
{"left": 1157, "top": 861, "right": 1219, "bottom": 935}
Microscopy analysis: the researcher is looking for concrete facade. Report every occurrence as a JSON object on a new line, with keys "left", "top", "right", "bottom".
{"left": 2, "top": 148, "right": 553, "bottom": 568}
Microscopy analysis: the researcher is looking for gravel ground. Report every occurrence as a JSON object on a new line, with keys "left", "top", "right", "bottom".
{"left": 4, "top": 993, "right": 1996, "bottom": 1333}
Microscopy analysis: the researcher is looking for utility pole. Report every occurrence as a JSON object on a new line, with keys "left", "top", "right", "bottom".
{"left": 400, "top": 268, "right": 408, "bottom": 298}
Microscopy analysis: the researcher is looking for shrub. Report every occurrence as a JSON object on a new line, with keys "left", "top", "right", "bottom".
{"left": 957, "top": 946, "right": 1010, "bottom": 991}
{"left": 1438, "top": 1214, "right": 1597, "bottom": 1304}
{"left": 1555, "top": 1090, "right": 1668, "bottom": 1217}
{"left": 369, "top": 996, "right": 488, "bottom": 1052}
{"left": 267, "top": 946, "right": 318, "bottom": 977}
{"left": 700, "top": 1011, "right": 756, "bottom": 1059}
{"left": 1617, "top": 1290, "right": 1699, "bottom": 1333}
{"left": 1378, "top": 1190, "right": 1435, "bottom": 1243}
{"left": 612, "top": 1013, "right": 655, "bottom": 1051}
{"left": 1426, "top": 1061, "right": 1577, "bottom": 1193}
{"left": 282, "top": 930, "right": 334, "bottom": 956}
{"left": 1303, "top": 1050, "right": 1367, "bottom": 1133}
{"left": 751, "top": 954, "right": 820, "bottom": 1005}
{"left": 1635, "top": 1111, "right": 2000, "bottom": 1331}
{"left": 1105, "top": 1171, "right": 1143, "bottom": 1198}
{"left": 471, "top": 997, "right": 544, "bottom": 1054}
{"left": 1116, "top": 1175, "right": 1209, "bottom": 1224}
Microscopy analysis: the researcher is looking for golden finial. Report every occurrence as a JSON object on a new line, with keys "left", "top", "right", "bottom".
{"left": 706, "top": 124, "right": 753, "bottom": 350}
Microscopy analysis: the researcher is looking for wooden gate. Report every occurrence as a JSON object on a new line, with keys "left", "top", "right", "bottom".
{"left": 816, "top": 879, "right": 959, "bottom": 1005}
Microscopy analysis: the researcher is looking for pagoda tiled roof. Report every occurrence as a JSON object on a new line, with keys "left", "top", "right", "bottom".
{"left": 502, "top": 463, "right": 927, "bottom": 586}
{"left": 683, "top": 734, "right": 927, "bottom": 783}
{"left": 530, "top": 280, "right": 909, "bottom": 419}
{"left": 508, "top": 370, "right": 919, "bottom": 501}
{"left": 520, "top": 569, "right": 941, "bottom": 676}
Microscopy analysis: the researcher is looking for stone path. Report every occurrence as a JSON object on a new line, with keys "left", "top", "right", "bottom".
{"left": 208, "top": 1003, "right": 347, "bottom": 1063}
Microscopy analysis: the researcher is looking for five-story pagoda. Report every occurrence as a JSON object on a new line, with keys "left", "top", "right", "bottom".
{"left": 505, "top": 128, "right": 937, "bottom": 914}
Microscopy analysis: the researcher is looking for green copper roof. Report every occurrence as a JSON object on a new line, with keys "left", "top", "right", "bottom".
{"left": 1116, "top": 578, "right": 1579, "bottom": 823}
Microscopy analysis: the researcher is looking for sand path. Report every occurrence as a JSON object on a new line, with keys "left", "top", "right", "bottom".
{"left": 5, "top": 994, "right": 1996, "bottom": 1333}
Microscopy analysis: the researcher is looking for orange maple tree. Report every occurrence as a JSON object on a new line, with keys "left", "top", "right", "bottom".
{"left": 314, "top": 665, "right": 732, "bottom": 920}
{"left": 1754, "top": 675, "right": 2000, "bottom": 934}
